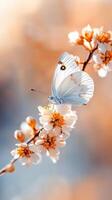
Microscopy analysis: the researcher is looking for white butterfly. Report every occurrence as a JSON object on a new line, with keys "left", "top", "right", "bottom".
{"left": 48, "top": 52, "right": 94, "bottom": 105}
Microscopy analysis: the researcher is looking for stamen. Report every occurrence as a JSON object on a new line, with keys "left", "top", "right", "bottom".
{"left": 42, "top": 135, "right": 56, "bottom": 150}
{"left": 50, "top": 112, "right": 65, "bottom": 128}
{"left": 17, "top": 146, "right": 33, "bottom": 158}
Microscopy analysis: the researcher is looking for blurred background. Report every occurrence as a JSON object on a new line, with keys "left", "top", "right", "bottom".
{"left": 0, "top": 0, "right": 112, "bottom": 199}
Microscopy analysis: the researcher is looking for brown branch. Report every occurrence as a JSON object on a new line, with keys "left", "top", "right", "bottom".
{"left": 0, "top": 128, "right": 43, "bottom": 176}
{"left": 82, "top": 45, "right": 98, "bottom": 71}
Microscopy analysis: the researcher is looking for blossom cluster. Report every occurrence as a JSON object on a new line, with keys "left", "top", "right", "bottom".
{"left": 68, "top": 25, "right": 112, "bottom": 77}
{"left": 10, "top": 104, "right": 77, "bottom": 169}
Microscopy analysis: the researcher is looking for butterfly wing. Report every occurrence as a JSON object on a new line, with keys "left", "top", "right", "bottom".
{"left": 51, "top": 52, "right": 80, "bottom": 99}
{"left": 50, "top": 52, "right": 94, "bottom": 105}
{"left": 56, "top": 71, "right": 94, "bottom": 105}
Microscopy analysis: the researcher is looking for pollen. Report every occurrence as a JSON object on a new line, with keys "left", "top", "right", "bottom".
{"left": 101, "top": 50, "right": 112, "bottom": 65}
{"left": 17, "top": 146, "right": 33, "bottom": 158}
{"left": 84, "top": 31, "right": 93, "bottom": 42}
{"left": 97, "top": 32, "right": 111, "bottom": 43}
{"left": 50, "top": 112, "right": 65, "bottom": 128}
{"left": 42, "top": 135, "right": 56, "bottom": 150}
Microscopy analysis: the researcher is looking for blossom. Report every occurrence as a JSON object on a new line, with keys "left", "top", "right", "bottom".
{"left": 35, "top": 129, "right": 66, "bottom": 163}
{"left": 20, "top": 122, "right": 34, "bottom": 138}
{"left": 14, "top": 116, "right": 38, "bottom": 142}
{"left": 94, "top": 27, "right": 112, "bottom": 43}
{"left": 93, "top": 43, "right": 112, "bottom": 77}
{"left": 93, "top": 27, "right": 103, "bottom": 36}
{"left": 38, "top": 104, "right": 77, "bottom": 139}
{"left": 14, "top": 130, "right": 25, "bottom": 143}
{"left": 68, "top": 25, "right": 112, "bottom": 53}
{"left": 11, "top": 143, "right": 41, "bottom": 166}
{"left": 68, "top": 31, "right": 82, "bottom": 44}
{"left": 25, "top": 116, "right": 37, "bottom": 129}
{"left": 97, "top": 67, "right": 108, "bottom": 78}
{"left": 68, "top": 25, "right": 97, "bottom": 51}
{"left": 82, "top": 25, "right": 97, "bottom": 50}
{"left": 82, "top": 24, "right": 93, "bottom": 42}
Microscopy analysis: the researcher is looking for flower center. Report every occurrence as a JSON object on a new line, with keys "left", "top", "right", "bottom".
{"left": 50, "top": 112, "right": 65, "bottom": 128}
{"left": 84, "top": 31, "right": 93, "bottom": 42}
{"left": 97, "top": 32, "right": 110, "bottom": 43}
{"left": 42, "top": 135, "right": 56, "bottom": 150}
{"left": 101, "top": 50, "right": 112, "bottom": 65}
{"left": 17, "top": 146, "right": 33, "bottom": 158}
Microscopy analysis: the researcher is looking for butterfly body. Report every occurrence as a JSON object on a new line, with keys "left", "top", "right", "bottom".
{"left": 49, "top": 52, "right": 94, "bottom": 105}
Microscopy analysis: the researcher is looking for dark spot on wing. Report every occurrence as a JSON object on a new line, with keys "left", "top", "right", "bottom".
{"left": 60, "top": 65, "right": 66, "bottom": 70}
{"left": 58, "top": 61, "right": 66, "bottom": 70}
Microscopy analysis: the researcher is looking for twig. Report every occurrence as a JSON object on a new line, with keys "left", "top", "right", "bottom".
{"left": 82, "top": 45, "right": 98, "bottom": 71}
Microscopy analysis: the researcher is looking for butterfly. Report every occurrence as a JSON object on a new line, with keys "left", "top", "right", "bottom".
{"left": 48, "top": 52, "right": 94, "bottom": 105}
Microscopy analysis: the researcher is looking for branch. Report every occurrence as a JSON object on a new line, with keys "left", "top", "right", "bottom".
{"left": 82, "top": 45, "right": 98, "bottom": 71}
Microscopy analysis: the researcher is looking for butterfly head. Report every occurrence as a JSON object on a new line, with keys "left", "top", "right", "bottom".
{"left": 48, "top": 95, "right": 64, "bottom": 104}
{"left": 48, "top": 96, "right": 55, "bottom": 103}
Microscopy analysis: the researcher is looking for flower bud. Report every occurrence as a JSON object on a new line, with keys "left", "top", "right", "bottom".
{"left": 14, "top": 130, "right": 25, "bottom": 142}
{"left": 26, "top": 116, "right": 37, "bottom": 129}
{"left": 6, "top": 163, "right": 15, "bottom": 173}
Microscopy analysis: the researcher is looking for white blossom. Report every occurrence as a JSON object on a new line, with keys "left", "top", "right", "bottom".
{"left": 82, "top": 24, "right": 93, "bottom": 39}
{"left": 93, "top": 43, "right": 112, "bottom": 77}
{"left": 35, "top": 129, "right": 66, "bottom": 163}
{"left": 68, "top": 31, "right": 80, "bottom": 43}
{"left": 97, "top": 67, "right": 108, "bottom": 78}
{"left": 11, "top": 143, "right": 41, "bottom": 166}
{"left": 38, "top": 104, "right": 77, "bottom": 138}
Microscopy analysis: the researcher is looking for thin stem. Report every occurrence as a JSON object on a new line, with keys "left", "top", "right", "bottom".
{"left": 82, "top": 45, "right": 98, "bottom": 71}
{"left": 27, "top": 128, "right": 43, "bottom": 144}
{"left": 0, "top": 128, "right": 43, "bottom": 176}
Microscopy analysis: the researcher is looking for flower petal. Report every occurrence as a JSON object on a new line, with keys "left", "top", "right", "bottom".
{"left": 107, "top": 61, "right": 112, "bottom": 71}
{"left": 93, "top": 27, "right": 103, "bottom": 37}
{"left": 21, "top": 122, "right": 33, "bottom": 137}
{"left": 68, "top": 31, "right": 80, "bottom": 43}
{"left": 98, "top": 43, "right": 107, "bottom": 53}
{"left": 39, "top": 115, "right": 50, "bottom": 124}
{"left": 29, "top": 143, "right": 41, "bottom": 153}
{"left": 98, "top": 66, "right": 108, "bottom": 78}
{"left": 11, "top": 149, "right": 19, "bottom": 159}
{"left": 93, "top": 54, "right": 102, "bottom": 64}
{"left": 43, "top": 123, "right": 53, "bottom": 131}
{"left": 82, "top": 24, "right": 92, "bottom": 36}
{"left": 31, "top": 153, "right": 41, "bottom": 165}
{"left": 19, "top": 157, "right": 28, "bottom": 166}
{"left": 56, "top": 140, "right": 66, "bottom": 148}
{"left": 54, "top": 104, "right": 71, "bottom": 115}
{"left": 64, "top": 115, "right": 77, "bottom": 128}
{"left": 48, "top": 149, "right": 60, "bottom": 163}
{"left": 60, "top": 131, "right": 70, "bottom": 140}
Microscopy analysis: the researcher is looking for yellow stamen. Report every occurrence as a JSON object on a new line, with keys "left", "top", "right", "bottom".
{"left": 84, "top": 31, "right": 93, "bottom": 42}
{"left": 100, "top": 50, "right": 112, "bottom": 65}
{"left": 97, "top": 32, "right": 111, "bottom": 43}
{"left": 42, "top": 135, "right": 56, "bottom": 150}
{"left": 50, "top": 112, "right": 65, "bottom": 128}
{"left": 17, "top": 146, "right": 33, "bottom": 158}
